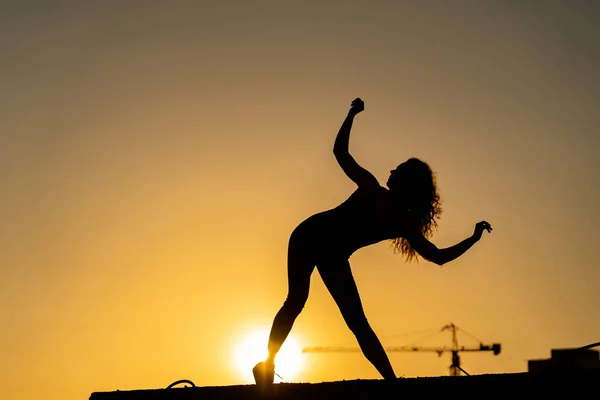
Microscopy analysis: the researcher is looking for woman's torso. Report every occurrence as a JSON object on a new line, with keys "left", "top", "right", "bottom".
{"left": 293, "top": 185, "right": 406, "bottom": 258}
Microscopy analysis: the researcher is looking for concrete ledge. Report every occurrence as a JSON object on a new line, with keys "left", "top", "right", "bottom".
{"left": 89, "top": 370, "right": 600, "bottom": 399}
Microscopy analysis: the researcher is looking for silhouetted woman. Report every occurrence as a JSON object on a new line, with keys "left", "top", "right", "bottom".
{"left": 253, "top": 98, "right": 492, "bottom": 385}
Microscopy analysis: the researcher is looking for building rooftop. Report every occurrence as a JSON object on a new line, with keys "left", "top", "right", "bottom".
{"left": 89, "top": 370, "right": 600, "bottom": 400}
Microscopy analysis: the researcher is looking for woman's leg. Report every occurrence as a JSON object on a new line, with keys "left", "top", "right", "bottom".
{"left": 265, "top": 236, "right": 315, "bottom": 365}
{"left": 317, "top": 259, "right": 397, "bottom": 379}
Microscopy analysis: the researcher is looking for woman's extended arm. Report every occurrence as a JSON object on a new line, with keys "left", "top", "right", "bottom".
{"left": 333, "top": 98, "right": 379, "bottom": 188}
{"left": 407, "top": 221, "right": 493, "bottom": 266}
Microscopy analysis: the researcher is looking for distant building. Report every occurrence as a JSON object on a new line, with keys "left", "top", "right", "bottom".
{"left": 528, "top": 348, "right": 600, "bottom": 373}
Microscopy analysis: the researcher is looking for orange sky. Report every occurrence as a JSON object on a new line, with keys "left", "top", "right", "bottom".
{"left": 1, "top": 1, "right": 599, "bottom": 399}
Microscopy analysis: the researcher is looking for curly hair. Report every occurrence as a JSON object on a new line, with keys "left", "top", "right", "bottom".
{"left": 389, "top": 158, "right": 443, "bottom": 263}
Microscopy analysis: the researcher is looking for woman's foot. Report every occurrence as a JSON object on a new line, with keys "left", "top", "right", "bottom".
{"left": 252, "top": 361, "right": 275, "bottom": 386}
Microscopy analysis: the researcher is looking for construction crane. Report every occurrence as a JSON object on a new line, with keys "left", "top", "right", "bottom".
{"left": 302, "top": 323, "right": 501, "bottom": 376}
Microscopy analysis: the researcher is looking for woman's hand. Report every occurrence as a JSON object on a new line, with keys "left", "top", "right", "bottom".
{"left": 473, "top": 221, "right": 493, "bottom": 242}
{"left": 349, "top": 98, "right": 364, "bottom": 116}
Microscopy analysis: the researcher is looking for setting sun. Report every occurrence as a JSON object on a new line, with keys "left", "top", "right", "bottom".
{"left": 232, "top": 328, "right": 305, "bottom": 383}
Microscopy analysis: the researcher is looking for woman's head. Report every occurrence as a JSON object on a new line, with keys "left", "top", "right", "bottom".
{"left": 387, "top": 158, "right": 443, "bottom": 262}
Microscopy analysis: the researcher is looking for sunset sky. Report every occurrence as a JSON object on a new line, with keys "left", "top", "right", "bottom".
{"left": 1, "top": 1, "right": 599, "bottom": 399}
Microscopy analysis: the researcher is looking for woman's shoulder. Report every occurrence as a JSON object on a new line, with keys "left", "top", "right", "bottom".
{"left": 356, "top": 183, "right": 388, "bottom": 195}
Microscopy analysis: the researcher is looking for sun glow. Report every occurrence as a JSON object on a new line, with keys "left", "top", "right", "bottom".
{"left": 233, "top": 328, "right": 305, "bottom": 383}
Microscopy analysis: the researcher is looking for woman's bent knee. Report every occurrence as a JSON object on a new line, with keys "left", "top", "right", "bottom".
{"left": 347, "top": 314, "right": 373, "bottom": 336}
{"left": 281, "top": 296, "right": 306, "bottom": 317}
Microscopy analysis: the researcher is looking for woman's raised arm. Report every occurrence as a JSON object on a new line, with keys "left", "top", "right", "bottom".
{"left": 333, "top": 98, "right": 379, "bottom": 189}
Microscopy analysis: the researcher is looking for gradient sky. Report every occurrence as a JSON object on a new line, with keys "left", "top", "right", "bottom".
{"left": 1, "top": 1, "right": 599, "bottom": 399}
